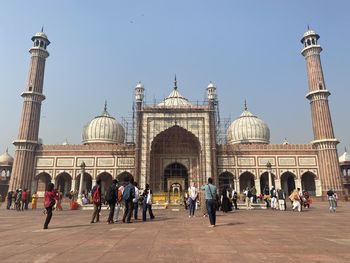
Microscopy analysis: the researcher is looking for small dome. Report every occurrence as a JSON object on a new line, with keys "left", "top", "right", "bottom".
{"left": 339, "top": 149, "right": 350, "bottom": 163}
{"left": 34, "top": 31, "right": 48, "bottom": 39}
{"left": 227, "top": 106, "right": 270, "bottom": 144}
{"left": 303, "top": 29, "right": 317, "bottom": 38}
{"left": 82, "top": 105, "right": 125, "bottom": 144}
{"left": 207, "top": 82, "right": 216, "bottom": 89}
{"left": 135, "top": 81, "right": 144, "bottom": 89}
{"left": 0, "top": 148, "right": 14, "bottom": 166}
{"left": 158, "top": 78, "right": 192, "bottom": 107}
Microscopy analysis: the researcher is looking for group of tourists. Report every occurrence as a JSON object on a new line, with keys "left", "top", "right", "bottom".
{"left": 5, "top": 175, "right": 338, "bottom": 230}
{"left": 5, "top": 189, "right": 38, "bottom": 211}
{"left": 90, "top": 178, "right": 155, "bottom": 226}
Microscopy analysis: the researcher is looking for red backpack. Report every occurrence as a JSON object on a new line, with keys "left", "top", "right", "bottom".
{"left": 92, "top": 187, "right": 101, "bottom": 204}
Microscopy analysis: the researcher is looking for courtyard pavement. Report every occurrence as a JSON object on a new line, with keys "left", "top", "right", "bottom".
{"left": 0, "top": 202, "right": 349, "bottom": 263}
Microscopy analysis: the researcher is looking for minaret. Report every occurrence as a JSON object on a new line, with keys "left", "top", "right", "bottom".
{"left": 134, "top": 81, "right": 144, "bottom": 185}
{"left": 301, "top": 28, "right": 344, "bottom": 196}
{"left": 207, "top": 81, "right": 218, "bottom": 183}
{"left": 9, "top": 29, "right": 50, "bottom": 191}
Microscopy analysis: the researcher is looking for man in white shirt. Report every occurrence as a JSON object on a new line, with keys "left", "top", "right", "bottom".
{"left": 188, "top": 182, "right": 198, "bottom": 218}
{"left": 133, "top": 182, "right": 139, "bottom": 220}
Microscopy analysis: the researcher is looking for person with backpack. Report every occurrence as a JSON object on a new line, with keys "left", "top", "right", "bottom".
{"left": 106, "top": 179, "right": 118, "bottom": 224}
{"left": 91, "top": 179, "right": 101, "bottom": 223}
{"left": 122, "top": 179, "right": 135, "bottom": 223}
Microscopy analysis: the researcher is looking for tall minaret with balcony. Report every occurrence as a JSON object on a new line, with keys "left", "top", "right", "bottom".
{"left": 134, "top": 81, "right": 144, "bottom": 184}
{"left": 9, "top": 30, "right": 50, "bottom": 191}
{"left": 301, "top": 28, "right": 344, "bottom": 196}
{"left": 207, "top": 82, "right": 218, "bottom": 181}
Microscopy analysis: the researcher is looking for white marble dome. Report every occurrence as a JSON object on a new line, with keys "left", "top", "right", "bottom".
{"left": 158, "top": 78, "right": 192, "bottom": 107}
{"left": 82, "top": 106, "right": 125, "bottom": 144}
{"left": 227, "top": 107, "right": 270, "bottom": 144}
{"left": 339, "top": 150, "right": 350, "bottom": 163}
{"left": 0, "top": 148, "right": 14, "bottom": 166}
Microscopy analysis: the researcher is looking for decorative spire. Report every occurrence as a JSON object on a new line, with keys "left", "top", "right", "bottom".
{"left": 307, "top": 24, "right": 310, "bottom": 30}
{"left": 41, "top": 26, "right": 44, "bottom": 32}
{"left": 104, "top": 100, "right": 107, "bottom": 112}
{"left": 6, "top": 147, "right": 8, "bottom": 153}
{"left": 244, "top": 99, "right": 248, "bottom": 111}
{"left": 345, "top": 146, "right": 347, "bottom": 153}
{"left": 174, "top": 75, "right": 177, "bottom": 90}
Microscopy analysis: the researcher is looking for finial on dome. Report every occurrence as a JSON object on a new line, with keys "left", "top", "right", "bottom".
{"left": 244, "top": 99, "right": 248, "bottom": 111}
{"left": 41, "top": 26, "right": 44, "bottom": 32}
{"left": 5, "top": 147, "right": 8, "bottom": 153}
{"left": 307, "top": 24, "right": 310, "bottom": 30}
{"left": 104, "top": 100, "right": 107, "bottom": 112}
{"left": 345, "top": 146, "right": 347, "bottom": 153}
{"left": 174, "top": 75, "right": 177, "bottom": 90}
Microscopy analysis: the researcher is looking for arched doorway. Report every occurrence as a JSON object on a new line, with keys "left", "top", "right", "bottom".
{"left": 75, "top": 173, "right": 92, "bottom": 194}
{"left": 117, "top": 172, "right": 134, "bottom": 185}
{"left": 280, "top": 172, "right": 296, "bottom": 195}
{"left": 97, "top": 172, "right": 113, "bottom": 197}
{"left": 36, "top": 172, "right": 51, "bottom": 192}
{"left": 150, "top": 125, "right": 201, "bottom": 192}
{"left": 56, "top": 173, "right": 72, "bottom": 195}
{"left": 218, "top": 172, "right": 234, "bottom": 192}
{"left": 301, "top": 172, "right": 316, "bottom": 196}
{"left": 164, "top": 162, "right": 188, "bottom": 192}
{"left": 239, "top": 172, "right": 255, "bottom": 193}
{"left": 260, "top": 172, "right": 275, "bottom": 193}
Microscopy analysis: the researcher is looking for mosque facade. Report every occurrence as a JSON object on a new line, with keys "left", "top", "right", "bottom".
{"left": 5, "top": 29, "right": 347, "bottom": 200}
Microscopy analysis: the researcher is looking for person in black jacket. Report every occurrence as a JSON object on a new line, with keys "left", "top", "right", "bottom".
{"left": 106, "top": 179, "right": 118, "bottom": 224}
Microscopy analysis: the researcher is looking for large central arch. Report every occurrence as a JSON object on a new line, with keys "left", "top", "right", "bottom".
{"left": 150, "top": 125, "right": 201, "bottom": 192}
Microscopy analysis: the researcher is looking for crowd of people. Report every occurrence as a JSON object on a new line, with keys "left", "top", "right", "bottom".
{"left": 3, "top": 177, "right": 340, "bottom": 230}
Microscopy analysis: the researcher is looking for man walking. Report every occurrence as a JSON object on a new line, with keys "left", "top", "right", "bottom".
{"left": 277, "top": 188, "right": 286, "bottom": 211}
{"left": 91, "top": 179, "right": 101, "bottom": 223}
{"left": 201, "top": 178, "right": 217, "bottom": 227}
{"left": 142, "top": 184, "right": 155, "bottom": 221}
{"left": 188, "top": 182, "right": 198, "bottom": 218}
{"left": 106, "top": 179, "right": 118, "bottom": 224}
{"left": 270, "top": 186, "right": 277, "bottom": 210}
{"left": 133, "top": 182, "right": 139, "bottom": 220}
{"left": 122, "top": 180, "right": 135, "bottom": 223}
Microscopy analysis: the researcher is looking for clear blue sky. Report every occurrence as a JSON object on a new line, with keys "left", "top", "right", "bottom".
{"left": 1, "top": 1, "right": 349, "bottom": 156}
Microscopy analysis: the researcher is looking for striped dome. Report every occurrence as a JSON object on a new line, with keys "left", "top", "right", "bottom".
{"left": 82, "top": 106, "right": 125, "bottom": 144}
{"left": 227, "top": 108, "right": 270, "bottom": 144}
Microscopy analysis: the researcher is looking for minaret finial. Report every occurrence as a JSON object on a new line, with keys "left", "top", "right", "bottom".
{"left": 244, "top": 99, "right": 247, "bottom": 111}
{"left": 104, "top": 100, "right": 107, "bottom": 112}
{"left": 174, "top": 74, "right": 177, "bottom": 90}
{"left": 41, "top": 26, "right": 44, "bottom": 32}
{"left": 307, "top": 24, "right": 310, "bottom": 30}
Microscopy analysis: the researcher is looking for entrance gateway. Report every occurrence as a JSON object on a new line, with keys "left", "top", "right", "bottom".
{"left": 149, "top": 126, "right": 202, "bottom": 204}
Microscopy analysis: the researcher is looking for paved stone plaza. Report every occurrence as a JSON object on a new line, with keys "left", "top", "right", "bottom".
{"left": 0, "top": 202, "right": 349, "bottom": 263}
